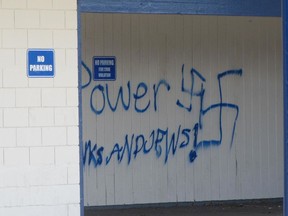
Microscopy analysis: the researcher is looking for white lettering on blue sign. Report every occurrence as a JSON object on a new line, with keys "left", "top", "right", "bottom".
{"left": 93, "top": 56, "right": 116, "bottom": 81}
{"left": 27, "top": 49, "right": 55, "bottom": 78}
{"left": 29, "top": 65, "right": 53, "bottom": 71}
{"left": 37, "top": 56, "right": 45, "bottom": 62}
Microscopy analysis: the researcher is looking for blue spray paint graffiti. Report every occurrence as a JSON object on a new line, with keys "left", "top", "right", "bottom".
{"left": 81, "top": 62, "right": 242, "bottom": 167}
{"left": 88, "top": 80, "right": 171, "bottom": 115}
{"left": 81, "top": 61, "right": 92, "bottom": 89}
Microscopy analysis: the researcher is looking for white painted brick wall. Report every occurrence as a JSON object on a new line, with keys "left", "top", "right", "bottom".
{"left": 0, "top": 109, "right": 3, "bottom": 127}
{"left": 0, "top": 0, "right": 80, "bottom": 215}
{"left": 28, "top": 166, "right": 67, "bottom": 186}
{"left": 0, "top": 89, "right": 15, "bottom": 107}
{"left": 55, "top": 107, "right": 78, "bottom": 126}
{"left": 17, "top": 128, "right": 41, "bottom": 146}
{"left": 67, "top": 126, "right": 79, "bottom": 145}
{"left": 67, "top": 88, "right": 79, "bottom": 106}
{"left": 55, "top": 49, "right": 66, "bottom": 65}
{"left": 0, "top": 49, "right": 15, "bottom": 66}
{"left": 29, "top": 77, "right": 54, "bottom": 87}
{"left": 4, "top": 147, "right": 29, "bottom": 166}
{"left": 54, "top": 30, "right": 77, "bottom": 48}
{"left": 4, "top": 108, "right": 29, "bottom": 127}
{"left": 0, "top": 166, "right": 67, "bottom": 187}
{"left": 53, "top": 0, "right": 77, "bottom": 10}
{"left": 0, "top": 185, "right": 79, "bottom": 206}
{"left": 15, "top": 10, "right": 40, "bottom": 29}
{"left": 0, "top": 148, "right": 3, "bottom": 166}
{"left": 28, "top": 30, "right": 53, "bottom": 48}
{"left": 15, "top": 49, "right": 27, "bottom": 66}
{"left": 40, "top": 11, "right": 65, "bottom": 29}
{"left": 42, "top": 88, "right": 66, "bottom": 107}
{"left": 28, "top": 0, "right": 53, "bottom": 9}
{"left": 0, "top": 205, "right": 67, "bottom": 216}
{"left": 55, "top": 146, "right": 79, "bottom": 165}
{"left": 3, "top": 66, "right": 29, "bottom": 87}
{"left": 42, "top": 127, "right": 67, "bottom": 146}
{"left": 3, "top": 30, "right": 27, "bottom": 48}
{"left": 68, "top": 165, "right": 80, "bottom": 184}
{"left": 0, "top": 70, "right": 2, "bottom": 87}
{"left": 66, "top": 11, "right": 77, "bottom": 29}
{"left": 30, "top": 147, "right": 55, "bottom": 165}
{"left": 0, "top": 128, "right": 16, "bottom": 147}
{"left": 66, "top": 49, "right": 78, "bottom": 66}
{"left": 0, "top": 10, "right": 14, "bottom": 28}
{"left": 0, "top": 167, "right": 28, "bottom": 188}
{"left": 0, "top": 31, "right": 2, "bottom": 48}
{"left": 69, "top": 204, "right": 80, "bottom": 216}
{"left": 16, "top": 88, "right": 41, "bottom": 107}
{"left": 2, "top": 0, "right": 26, "bottom": 9}
{"left": 29, "top": 108, "right": 54, "bottom": 126}
{"left": 54, "top": 67, "right": 78, "bottom": 87}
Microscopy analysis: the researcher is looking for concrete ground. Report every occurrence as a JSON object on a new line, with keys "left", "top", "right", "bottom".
{"left": 85, "top": 200, "right": 283, "bottom": 216}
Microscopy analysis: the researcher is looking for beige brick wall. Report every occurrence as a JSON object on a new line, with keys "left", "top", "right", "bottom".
{"left": 0, "top": 0, "right": 80, "bottom": 215}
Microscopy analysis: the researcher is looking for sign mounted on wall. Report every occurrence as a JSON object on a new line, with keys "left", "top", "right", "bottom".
{"left": 93, "top": 56, "right": 116, "bottom": 81}
{"left": 27, "top": 49, "right": 55, "bottom": 78}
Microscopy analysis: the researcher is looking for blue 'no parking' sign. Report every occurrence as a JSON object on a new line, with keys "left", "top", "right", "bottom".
{"left": 93, "top": 56, "right": 116, "bottom": 81}
{"left": 27, "top": 49, "right": 55, "bottom": 78}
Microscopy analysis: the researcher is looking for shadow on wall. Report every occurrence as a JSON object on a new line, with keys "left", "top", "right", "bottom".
{"left": 84, "top": 199, "right": 282, "bottom": 216}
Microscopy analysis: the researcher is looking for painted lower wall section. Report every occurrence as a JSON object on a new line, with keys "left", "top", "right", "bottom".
{"left": 81, "top": 14, "right": 283, "bottom": 206}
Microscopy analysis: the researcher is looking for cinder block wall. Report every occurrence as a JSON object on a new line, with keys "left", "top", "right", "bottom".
{"left": 0, "top": 0, "right": 80, "bottom": 215}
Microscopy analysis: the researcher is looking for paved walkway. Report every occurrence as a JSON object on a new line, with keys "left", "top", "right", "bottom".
{"left": 85, "top": 200, "right": 283, "bottom": 216}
